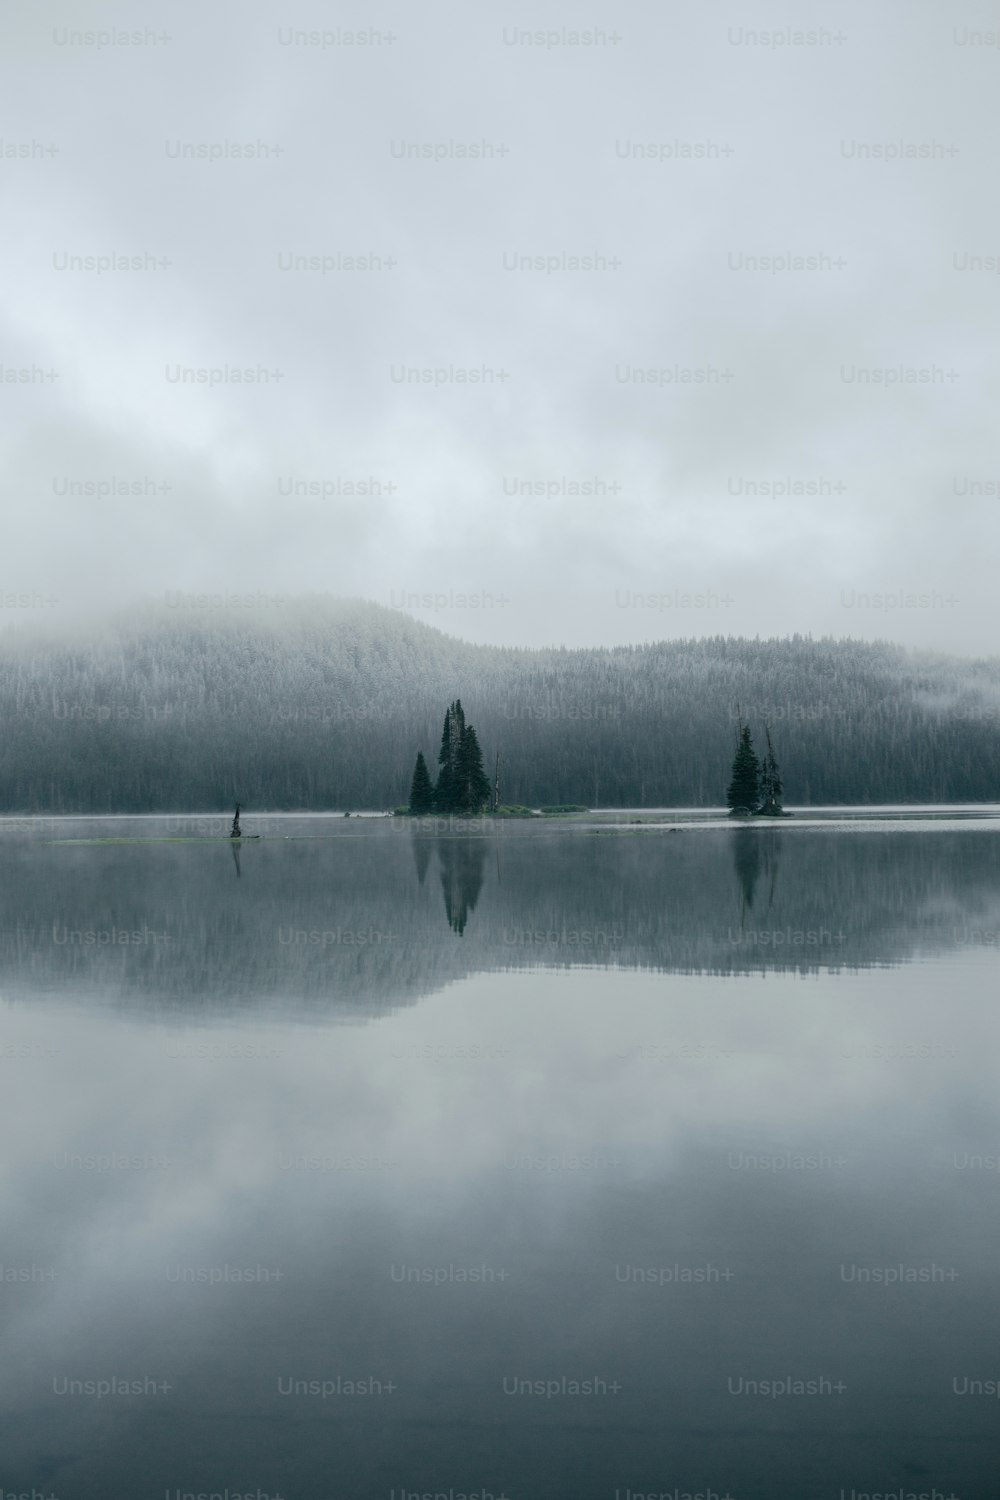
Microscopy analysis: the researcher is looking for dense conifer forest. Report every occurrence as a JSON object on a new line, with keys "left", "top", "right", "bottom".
{"left": 0, "top": 597, "right": 999, "bottom": 811}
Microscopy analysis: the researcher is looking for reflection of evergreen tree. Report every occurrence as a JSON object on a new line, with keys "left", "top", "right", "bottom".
{"left": 731, "top": 827, "right": 762, "bottom": 911}
{"left": 760, "top": 828, "right": 781, "bottom": 911}
{"left": 410, "top": 833, "right": 432, "bottom": 886}
{"left": 731, "top": 827, "right": 783, "bottom": 931}
{"left": 437, "top": 837, "right": 486, "bottom": 935}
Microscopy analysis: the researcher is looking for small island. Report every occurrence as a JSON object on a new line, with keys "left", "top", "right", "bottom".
{"left": 402, "top": 699, "right": 793, "bottom": 820}
{"left": 403, "top": 700, "right": 589, "bottom": 818}
{"left": 726, "top": 718, "right": 790, "bottom": 818}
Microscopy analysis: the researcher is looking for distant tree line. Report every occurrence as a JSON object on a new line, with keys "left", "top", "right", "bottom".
{"left": 0, "top": 599, "right": 999, "bottom": 810}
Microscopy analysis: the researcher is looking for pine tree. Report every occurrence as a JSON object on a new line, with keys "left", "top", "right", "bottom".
{"left": 726, "top": 724, "right": 760, "bottom": 814}
{"left": 435, "top": 700, "right": 466, "bottom": 812}
{"left": 457, "top": 723, "right": 491, "bottom": 814}
{"left": 408, "top": 752, "right": 434, "bottom": 814}
{"left": 432, "top": 700, "right": 489, "bottom": 814}
{"left": 757, "top": 727, "right": 784, "bottom": 816}
{"left": 450, "top": 700, "right": 467, "bottom": 807}
{"left": 435, "top": 705, "right": 457, "bottom": 812}
{"left": 758, "top": 750, "right": 772, "bottom": 814}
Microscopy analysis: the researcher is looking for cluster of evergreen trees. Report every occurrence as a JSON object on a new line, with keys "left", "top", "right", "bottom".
{"left": 726, "top": 720, "right": 785, "bottom": 816}
{"left": 409, "top": 700, "right": 492, "bottom": 815}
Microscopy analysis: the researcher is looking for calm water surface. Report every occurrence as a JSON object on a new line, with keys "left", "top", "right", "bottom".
{"left": 1, "top": 811, "right": 999, "bottom": 1498}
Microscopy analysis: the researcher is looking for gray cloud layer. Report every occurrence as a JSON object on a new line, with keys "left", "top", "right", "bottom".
{"left": 1, "top": 0, "right": 997, "bottom": 650}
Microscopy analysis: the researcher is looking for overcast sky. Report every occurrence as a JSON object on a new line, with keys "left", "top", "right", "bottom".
{"left": 2, "top": 0, "right": 997, "bottom": 652}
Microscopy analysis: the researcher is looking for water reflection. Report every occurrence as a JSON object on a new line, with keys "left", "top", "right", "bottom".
{"left": 437, "top": 835, "right": 487, "bottom": 934}
{"left": 0, "top": 819, "right": 997, "bottom": 1016}
{"left": 731, "top": 825, "right": 763, "bottom": 911}
{"left": 730, "top": 825, "right": 781, "bottom": 930}
{"left": 1, "top": 958, "right": 999, "bottom": 1496}
{"left": 410, "top": 833, "right": 431, "bottom": 887}
{"left": 0, "top": 816, "right": 998, "bottom": 1496}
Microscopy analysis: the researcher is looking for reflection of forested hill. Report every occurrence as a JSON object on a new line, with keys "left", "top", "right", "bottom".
{"left": 0, "top": 824, "right": 998, "bottom": 1018}
{"left": 2, "top": 598, "right": 1000, "bottom": 808}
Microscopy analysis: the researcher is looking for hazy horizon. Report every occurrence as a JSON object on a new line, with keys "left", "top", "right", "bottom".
{"left": 2, "top": 589, "right": 999, "bottom": 664}
{"left": 3, "top": 0, "right": 997, "bottom": 653}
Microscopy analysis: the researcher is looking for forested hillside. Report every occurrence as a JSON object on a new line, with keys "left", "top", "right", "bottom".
{"left": 0, "top": 598, "right": 998, "bottom": 810}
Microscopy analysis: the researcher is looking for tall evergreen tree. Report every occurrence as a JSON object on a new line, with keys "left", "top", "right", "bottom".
{"left": 432, "top": 700, "right": 490, "bottom": 814}
{"left": 758, "top": 750, "right": 772, "bottom": 813}
{"left": 757, "top": 727, "right": 784, "bottom": 816}
{"left": 408, "top": 751, "right": 434, "bottom": 814}
{"left": 457, "top": 722, "right": 491, "bottom": 814}
{"left": 435, "top": 704, "right": 458, "bottom": 812}
{"left": 450, "top": 700, "right": 467, "bottom": 808}
{"left": 727, "top": 724, "right": 760, "bottom": 814}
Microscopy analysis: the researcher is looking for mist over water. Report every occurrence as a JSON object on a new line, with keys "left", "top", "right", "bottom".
{"left": 2, "top": 814, "right": 999, "bottom": 1012}
{"left": 1, "top": 815, "right": 999, "bottom": 1496}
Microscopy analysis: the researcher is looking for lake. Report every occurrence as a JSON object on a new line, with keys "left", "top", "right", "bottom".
{"left": 1, "top": 809, "right": 999, "bottom": 1499}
